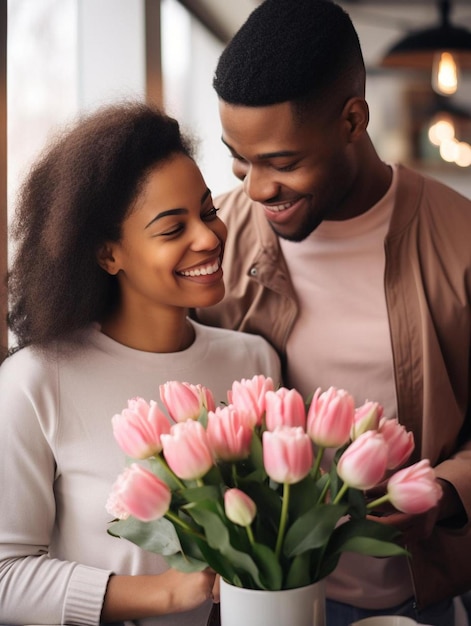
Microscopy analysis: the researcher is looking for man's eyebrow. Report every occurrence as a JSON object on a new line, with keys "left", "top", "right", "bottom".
{"left": 144, "top": 189, "right": 211, "bottom": 229}
{"left": 221, "top": 137, "right": 299, "bottom": 160}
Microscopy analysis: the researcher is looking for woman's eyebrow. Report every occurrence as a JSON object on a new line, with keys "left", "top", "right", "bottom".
{"left": 145, "top": 208, "right": 187, "bottom": 229}
{"left": 201, "top": 188, "right": 211, "bottom": 204}
{"left": 144, "top": 189, "right": 211, "bottom": 229}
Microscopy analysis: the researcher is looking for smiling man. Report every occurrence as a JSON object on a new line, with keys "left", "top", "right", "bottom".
{"left": 194, "top": 1, "right": 471, "bottom": 625}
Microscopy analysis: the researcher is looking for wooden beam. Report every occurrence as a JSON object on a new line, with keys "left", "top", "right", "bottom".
{"left": 176, "top": 0, "right": 231, "bottom": 43}
{"left": 145, "top": 0, "right": 163, "bottom": 107}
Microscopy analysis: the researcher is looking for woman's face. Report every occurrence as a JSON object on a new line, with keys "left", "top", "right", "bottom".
{"left": 103, "top": 154, "right": 227, "bottom": 316}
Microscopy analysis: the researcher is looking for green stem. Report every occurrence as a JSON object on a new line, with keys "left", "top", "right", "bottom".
{"left": 231, "top": 463, "right": 238, "bottom": 487}
{"left": 332, "top": 481, "right": 349, "bottom": 505}
{"left": 317, "top": 474, "right": 331, "bottom": 505}
{"left": 246, "top": 525, "right": 255, "bottom": 546}
{"left": 165, "top": 510, "right": 207, "bottom": 542}
{"left": 275, "top": 482, "right": 290, "bottom": 559}
{"left": 311, "top": 446, "right": 325, "bottom": 480}
{"left": 155, "top": 454, "right": 186, "bottom": 490}
{"left": 366, "top": 494, "right": 391, "bottom": 510}
{"left": 196, "top": 478, "right": 204, "bottom": 487}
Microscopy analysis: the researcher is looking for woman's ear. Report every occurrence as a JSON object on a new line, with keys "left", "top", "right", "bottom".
{"left": 96, "top": 242, "right": 120, "bottom": 275}
{"left": 342, "top": 97, "right": 369, "bottom": 142}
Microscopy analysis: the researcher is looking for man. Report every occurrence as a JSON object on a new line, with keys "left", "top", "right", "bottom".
{"left": 194, "top": 1, "right": 471, "bottom": 625}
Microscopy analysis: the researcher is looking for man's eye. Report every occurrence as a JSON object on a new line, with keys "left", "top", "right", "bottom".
{"left": 231, "top": 154, "right": 247, "bottom": 164}
{"left": 276, "top": 163, "right": 296, "bottom": 172}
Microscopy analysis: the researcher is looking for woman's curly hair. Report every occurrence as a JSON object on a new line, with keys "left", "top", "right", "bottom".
{"left": 7, "top": 101, "right": 194, "bottom": 351}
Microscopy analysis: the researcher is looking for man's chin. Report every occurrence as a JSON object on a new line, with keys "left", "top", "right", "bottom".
{"left": 268, "top": 217, "right": 322, "bottom": 242}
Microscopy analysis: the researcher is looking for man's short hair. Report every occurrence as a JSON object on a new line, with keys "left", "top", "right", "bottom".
{"left": 213, "top": 0, "right": 365, "bottom": 108}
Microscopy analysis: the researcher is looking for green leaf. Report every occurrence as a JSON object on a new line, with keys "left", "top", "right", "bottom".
{"left": 203, "top": 464, "right": 225, "bottom": 486}
{"left": 283, "top": 503, "right": 348, "bottom": 558}
{"left": 251, "top": 541, "right": 283, "bottom": 590}
{"left": 195, "top": 540, "right": 241, "bottom": 583}
{"left": 239, "top": 481, "right": 281, "bottom": 545}
{"left": 163, "top": 551, "right": 209, "bottom": 572}
{"left": 197, "top": 407, "right": 208, "bottom": 428}
{"left": 148, "top": 456, "right": 182, "bottom": 491}
{"left": 337, "top": 535, "right": 407, "bottom": 557}
{"left": 285, "top": 552, "right": 312, "bottom": 589}
{"left": 187, "top": 501, "right": 275, "bottom": 589}
{"left": 312, "top": 517, "right": 407, "bottom": 581}
{"left": 108, "top": 516, "right": 181, "bottom": 556}
{"left": 180, "top": 484, "right": 220, "bottom": 503}
{"left": 289, "top": 474, "right": 325, "bottom": 518}
{"left": 248, "top": 431, "right": 265, "bottom": 472}
{"left": 346, "top": 487, "right": 368, "bottom": 518}
{"left": 335, "top": 517, "right": 400, "bottom": 543}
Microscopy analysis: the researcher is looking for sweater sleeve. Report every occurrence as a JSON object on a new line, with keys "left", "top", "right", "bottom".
{"left": 0, "top": 353, "right": 112, "bottom": 625}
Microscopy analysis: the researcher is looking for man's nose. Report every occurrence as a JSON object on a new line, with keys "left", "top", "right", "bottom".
{"left": 243, "top": 165, "right": 279, "bottom": 204}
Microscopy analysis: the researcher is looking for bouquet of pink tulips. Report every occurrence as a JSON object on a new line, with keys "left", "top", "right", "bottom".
{"left": 106, "top": 376, "right": 442, "bottom": 591}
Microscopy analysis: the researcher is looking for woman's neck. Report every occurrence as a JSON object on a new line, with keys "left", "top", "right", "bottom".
{"left": 100, "top": 308, "right": 195, "bottom": 353}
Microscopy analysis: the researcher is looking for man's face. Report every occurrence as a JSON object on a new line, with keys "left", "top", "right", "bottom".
{"left": 219, "top": 99, "right": 358, "bottom": 241}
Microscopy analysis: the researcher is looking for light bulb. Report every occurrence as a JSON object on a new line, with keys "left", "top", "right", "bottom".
{"left": 439, "top": 137, "right": 460, "bottom": 162}
{"left": 432, "top": 51, "right": 459, "bottom": 95}
{"left": 428, "top": 115, "right": 455, "bottom": 146}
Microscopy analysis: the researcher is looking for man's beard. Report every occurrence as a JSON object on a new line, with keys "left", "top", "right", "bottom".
{"left": 268, "top": 209, "right": 324, "bottom": 242}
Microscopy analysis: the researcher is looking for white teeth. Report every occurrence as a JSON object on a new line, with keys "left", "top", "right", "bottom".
{"left": 179, "top": 260, "right": 220, "bottom": 277}
{"left": 267, "top": 202, "right": 293, "bottom": 213}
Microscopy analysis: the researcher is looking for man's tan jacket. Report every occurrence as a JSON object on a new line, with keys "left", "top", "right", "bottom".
{"left": 195, "top": 164, "right": 471, "bottom": 608}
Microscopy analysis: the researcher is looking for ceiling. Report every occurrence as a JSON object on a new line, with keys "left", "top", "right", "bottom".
{"left": 178, "top": 0, "right": 471, "bottom": 70}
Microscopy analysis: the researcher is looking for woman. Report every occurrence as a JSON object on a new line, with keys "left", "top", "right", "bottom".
{"left": 0, "top": 102, "right": 280, "bottom": 625}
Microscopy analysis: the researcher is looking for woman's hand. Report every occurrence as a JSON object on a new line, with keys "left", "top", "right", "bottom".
{"left": 101, "top": 568, "right": 216, "bottom": 622}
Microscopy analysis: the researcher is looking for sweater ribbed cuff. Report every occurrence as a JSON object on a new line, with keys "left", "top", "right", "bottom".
{"left": 62, "top": 564, "right": 112, "bottom": 626}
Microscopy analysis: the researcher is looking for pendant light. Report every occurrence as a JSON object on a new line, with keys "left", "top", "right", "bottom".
{"left": 380, "top": 0, "right": 471, "bottom": 96}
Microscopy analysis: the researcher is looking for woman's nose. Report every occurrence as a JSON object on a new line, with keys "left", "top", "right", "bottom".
{"left": 191, "top": 220, "right": 222, "bottom": 251}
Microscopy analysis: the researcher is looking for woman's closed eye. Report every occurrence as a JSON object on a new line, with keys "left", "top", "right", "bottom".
{"left": 156, "top": 223, "right": 185, "bottom": 238}
{"left": 202, "top": 206, "right": 220, "bottom": 222}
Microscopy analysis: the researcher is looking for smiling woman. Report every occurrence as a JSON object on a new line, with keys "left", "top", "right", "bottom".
{"left": 0, "top": 101, "right": 281, "bottom": 626}
{"left": 97, "top": 153, "right": 227, "bottom": 353}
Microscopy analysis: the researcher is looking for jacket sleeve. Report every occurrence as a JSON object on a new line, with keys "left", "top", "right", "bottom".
{"left": 0, "top": 355, "right": 112, "bottom": 626}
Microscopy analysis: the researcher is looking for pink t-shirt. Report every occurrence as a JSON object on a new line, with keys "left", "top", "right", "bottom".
{"left": 280, "top": 165, "right": 414, "bottom": 609}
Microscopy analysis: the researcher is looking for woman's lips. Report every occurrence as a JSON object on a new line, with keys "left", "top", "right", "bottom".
{"left": 176, "top": 255, "right": 224, "bottom": 283}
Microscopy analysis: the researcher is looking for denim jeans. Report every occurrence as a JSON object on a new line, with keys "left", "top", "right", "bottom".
{"left": 326, "top": 596, "right": 455, "bottom": 626}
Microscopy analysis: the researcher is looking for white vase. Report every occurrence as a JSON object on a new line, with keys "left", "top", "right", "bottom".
{"left": 219, "top": 578, "right": 326, "bottom": 626}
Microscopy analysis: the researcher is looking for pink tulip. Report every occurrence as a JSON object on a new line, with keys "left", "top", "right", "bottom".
{"left": 106, "top": 463, "right": 171, "bottom": 522}
{"left": 112, "top": 397, "right": 171, "bottom": 459}
{"left": 387, "top": 459, "right": 443, "bottom": 514}
{"left": 161, "top": 420, "right": 213, "bottom": 480}
{"left": 337, "top": 431, "right": 388, "bottom": 490}
{"left": 207, "top": 405, "right": 254, "bottom": 461}
{"left": 229, "top": 375, "right": 275, "bottom": 426}
{"left": 159, "top": 381, "right": 215, "bottom": 423}
{"left": 264, "top": 387, "right": 306, "bottom": 431}
{"left": 379, "top": 418, "right": 415, "bottom": 469}
{"left": 224, "top": 488, "right": 257, "bottom": 527}
{"left": 262, "top": 426, "right": 313, "bottom": 484}
{"left": 350, "top": 400, "right": 383, "bottom": 440}
{"left": 307, "top": 387, "right": 355, "bottom": 448}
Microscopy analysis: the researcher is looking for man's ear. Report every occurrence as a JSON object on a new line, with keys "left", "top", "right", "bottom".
{"left": 342, "top": 97, "right": 369, "bottom": 141}
{"left": 96, "top": 242, "right": 120, "bottom": 275}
